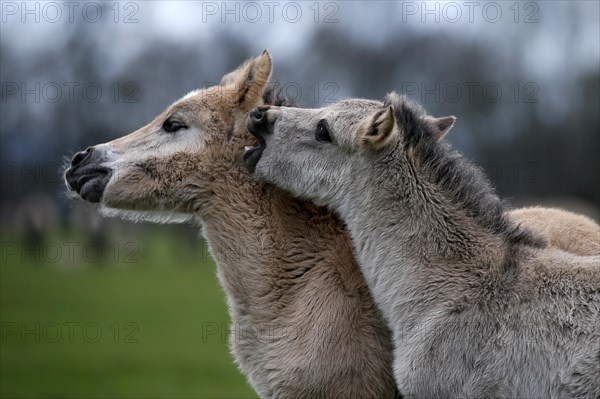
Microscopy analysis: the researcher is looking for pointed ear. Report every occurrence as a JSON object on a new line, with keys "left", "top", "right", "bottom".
{"left": 221, "top": 49, "right": 272, "bottom": 109}
{"left": 383, "top": 91, "right": 402, "bottom": 108}
{"left": 359, "top": 105, "right": 397, "bottom": 151}
{"left": 425, "top": 115, "right": 456, "bottom": 141}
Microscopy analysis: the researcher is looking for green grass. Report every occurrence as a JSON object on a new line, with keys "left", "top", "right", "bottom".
{"left": 0, "top": 230, "right": 258, "bottom": 399}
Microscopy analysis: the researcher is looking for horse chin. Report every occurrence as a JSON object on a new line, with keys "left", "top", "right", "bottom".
{"left": 243, "top": 145, "right": 265, "bottom": 174}
{"left": 99, "top": 206, "right": 194, "bottom": 225}
{"left": 65, "top": 165, "right": 112, "bottom": 203}
{"left": 79, "top": 176, "right": 110, "bottom": 203}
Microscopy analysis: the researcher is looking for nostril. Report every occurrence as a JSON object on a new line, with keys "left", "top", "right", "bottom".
{"left": 71, "top": 147, "right": 93, "bottom": 167}
{"left": 250, "top": 108, "right": 264, "bottom": 122}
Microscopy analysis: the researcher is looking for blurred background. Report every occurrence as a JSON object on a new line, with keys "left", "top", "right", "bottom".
{"left": 1, "top": 1, "right": 598, "bottom": 398}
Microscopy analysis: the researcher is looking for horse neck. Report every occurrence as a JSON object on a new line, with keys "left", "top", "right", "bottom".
{"left": 194, "top": 146, "right": 275, "bottom": 316}
{"left": 196, "top": 136, "right": 352, "bottom": 325}
{"left": 336, "top": 160, "right": 510, "bottom": 323}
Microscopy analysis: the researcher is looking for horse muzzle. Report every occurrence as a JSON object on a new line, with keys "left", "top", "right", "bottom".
{"left": 65, "top": 146, "right": 113, "bottom": 203}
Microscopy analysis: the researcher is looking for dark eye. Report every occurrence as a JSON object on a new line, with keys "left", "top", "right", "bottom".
{"left": 162, "top": 117, "right": 187, "bottom": 133}
{"left": 315, "top": 119, "right": 331, "bottom": 142}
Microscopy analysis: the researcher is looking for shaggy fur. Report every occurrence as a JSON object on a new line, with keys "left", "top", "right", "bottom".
{"left": 249, "top": 93, "right": 600, "bottom": 398}
{"left": 391, "top": 95, "right": 546, "bottom": 250}
{"left": 64, "top": 52, "right": 397, "bottom": 399}
{"left": 64, "top": 54, "right": 599, "bottom": 398}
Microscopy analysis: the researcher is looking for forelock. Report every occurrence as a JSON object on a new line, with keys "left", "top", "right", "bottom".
{"left": 386, "top": 95, "right": 427, "bottom": 147}
{"left": 263, "top": 84, "right": 295, "bottom": 107}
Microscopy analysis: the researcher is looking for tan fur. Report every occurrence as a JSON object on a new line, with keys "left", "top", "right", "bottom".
{"left": 67, "top": 52, "right": 397, "bottom": 398}
{"left": 509, "top": 206, "right": 600, "bottom": 256}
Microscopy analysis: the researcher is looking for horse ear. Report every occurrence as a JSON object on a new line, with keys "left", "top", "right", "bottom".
{"left": 221, "top": 49, "right": 272, "bottom": 109}
{"left": 425, "top": 115, "right": 456, "bottom": 141}
{"left": 359, "top": 105, "right": 397, "bottom": 151}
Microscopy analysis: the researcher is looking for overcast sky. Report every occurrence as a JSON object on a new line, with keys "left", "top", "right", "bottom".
{"left": 2, "top": 1, "right": 598, "bottom": 79}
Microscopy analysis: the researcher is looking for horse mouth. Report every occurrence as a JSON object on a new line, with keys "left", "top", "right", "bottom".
{"left": 243, "top": 145, "right": 265, "bottom": 174}
{"left": 65, "top": 165, "right": 112, "bottom": 203}
{"left": 244, "top": 114, "right": 268, "bottom": 173}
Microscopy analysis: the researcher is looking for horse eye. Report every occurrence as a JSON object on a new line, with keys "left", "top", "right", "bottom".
{"left": 162, "top": 117, "right": 187, "bottom": 133}
{"left": 315, "top": 120, "right": 332, "bottom": 143}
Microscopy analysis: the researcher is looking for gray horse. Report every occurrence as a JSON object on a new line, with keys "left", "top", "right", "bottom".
{"left": 246, "top": 93, "right": 600, "bottom": 398}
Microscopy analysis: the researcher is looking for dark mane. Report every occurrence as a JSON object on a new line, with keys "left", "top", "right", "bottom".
{"left": 263, "top": 83, "right": 295, "bottom": 107}
{"left": 390, "top": 95, "right": 545, "bottom": 249}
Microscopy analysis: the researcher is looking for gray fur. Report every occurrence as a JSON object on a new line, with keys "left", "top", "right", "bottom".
{"left": 249, "top": 94, "right": 600, "bottom": 398}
